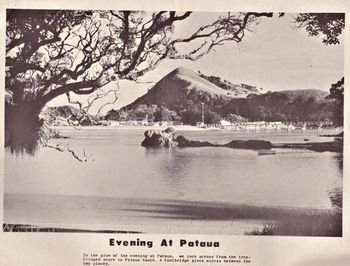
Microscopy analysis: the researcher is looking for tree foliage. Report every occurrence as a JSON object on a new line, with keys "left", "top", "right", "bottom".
{"left": 294, "top": 13, "right": 344, "bottom": 127}
{"left": 5, "top": 10, "right": 273, "bottom": 153}
{"left": 294, "top": 13, "right": 345, "bottom": 45}
{"left": 154, "top": 105, "right": 180, "bottom": 122}
{"left": 326, "top": 78, "right": 344, "bottom": 127}
{"left": 219, "top": 90, "right": 335, "bottom": 122}
{"left": 6, "top": 10, "right": 271, "bottom": 107}
{"left": 179, "top": 107, "right": 221, "bottom": 125}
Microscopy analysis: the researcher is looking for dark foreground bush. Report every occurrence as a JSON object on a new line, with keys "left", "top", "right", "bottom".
{"left": 245, "top": 209, "right": 342, "bottom": 237}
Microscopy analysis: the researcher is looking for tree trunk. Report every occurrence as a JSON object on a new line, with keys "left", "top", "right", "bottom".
{"left": 5, "top": 101, "right": 46, "bottom": 155}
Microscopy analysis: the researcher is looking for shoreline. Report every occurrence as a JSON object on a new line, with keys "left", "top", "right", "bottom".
{"left": 52, "top": 125, "right": 215, "bottom": 132}
{"left": 52, "top": 124, "right": 339, "bottom": 133}
{"left": 3, "top": 193, "right": 341, "bottom": 236}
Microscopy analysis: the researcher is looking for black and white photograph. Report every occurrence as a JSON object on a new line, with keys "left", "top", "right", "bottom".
{"left": 3, "top": 8, "right": 344, "bottom": 239}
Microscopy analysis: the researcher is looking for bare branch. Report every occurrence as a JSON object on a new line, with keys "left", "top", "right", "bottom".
{"left": 6, "top": 10, "right": 274, "bottom": 110}
{"left": 94, "top": 90, "right": 119, "bottom": 117}
{"left": 45, "top": 143, "right": 93, "bottom": 162}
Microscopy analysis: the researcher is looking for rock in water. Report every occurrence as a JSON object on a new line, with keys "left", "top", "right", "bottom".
{"left": 141, "top": 128, "right": 272, "bottom": 150}
{"left": 141, "top": 127, "right": 178, "bottom": 147}
{"left": 175, "top": 135, "right": 215, "bottom": 147}
{"left": 224, "top": 140, "right": 272, "bottom": 150}
{"left": 141, "top": 129, "right": 340, "bottom": 152}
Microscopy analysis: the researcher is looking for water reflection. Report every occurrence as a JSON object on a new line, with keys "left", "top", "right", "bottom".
{"left": 334, "top": 153, "right": 343, "bottom": 175}
{"left": 328, "top": 153, "right": 343, "bottom": 209}
{"left": 5, "top": 128, "right": 344, "bottom": 210}
{"left": 144, "top": 148, "right": 195, "bottom": 199}
{"left": 328, "top": 153, "right": 344, "bottom": 208}
{"left": 329, "top": 187, "right": 342, "bottom": 208}
{"left": 4, "top": 128, "right": 344, "bottom": 236}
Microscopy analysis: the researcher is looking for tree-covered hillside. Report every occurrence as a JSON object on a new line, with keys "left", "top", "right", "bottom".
{"left": 121, "top": 67, "right": 336, "bottom": 124}
{"left": 218, "top": 89, "right": 335, "bottom": 122}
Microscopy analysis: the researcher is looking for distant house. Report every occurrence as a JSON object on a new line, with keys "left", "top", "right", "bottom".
{"left": 219, "top": 120, "right": 231, "bottom": 126}
{"left": 196, "top": 122, "right": 205, "bottom": 128}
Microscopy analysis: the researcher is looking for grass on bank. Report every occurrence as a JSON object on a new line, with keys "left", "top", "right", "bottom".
{"left": 245, "top": 209, "right": 342, "bottom": 236}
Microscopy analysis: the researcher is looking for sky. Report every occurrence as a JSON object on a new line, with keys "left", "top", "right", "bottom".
{"left": 48, "top": 12, "right": 344, "bottom": 115}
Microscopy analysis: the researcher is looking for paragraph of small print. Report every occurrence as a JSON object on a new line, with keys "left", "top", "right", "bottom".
{"left": 82, "top": 253, "right": 252, "bottom": 265}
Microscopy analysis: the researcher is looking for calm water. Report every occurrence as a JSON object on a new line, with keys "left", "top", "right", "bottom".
{"left": 5, "top": 127, "right": 342, "bottom": 209}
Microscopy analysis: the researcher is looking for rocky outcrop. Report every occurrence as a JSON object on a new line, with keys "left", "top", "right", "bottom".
{"left": 175, "top": 135, "right": 215, "bottom": 147}
{"left": 141, "top": 129, "right": 342, "bottom": 152}
{"left": 141, "top": 127, "right": 178, "bottom": 147}
{"left": 224, "top": 140, "right": 272, "bottom": 150}
{"left": 141, "top": 128, "right": 272, "bottom": 150}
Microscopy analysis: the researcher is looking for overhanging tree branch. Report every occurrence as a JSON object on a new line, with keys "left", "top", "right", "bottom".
{"left": 5, "top": 10, "right": 275, "bottom": 154}
{"left": 7, "top": 10, "right": 273, "bottom": 109}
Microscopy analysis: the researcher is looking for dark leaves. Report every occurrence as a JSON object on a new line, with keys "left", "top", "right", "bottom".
{"left": 294, "top": 13, "right": 345, "bottom": 45}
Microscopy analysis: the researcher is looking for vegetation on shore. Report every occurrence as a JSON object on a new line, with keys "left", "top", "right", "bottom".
{"left": 122, "top": 67, "right": 337, "bottom": 126}
{"left": 246, "top": 209, "right": 342, "bottom": 237}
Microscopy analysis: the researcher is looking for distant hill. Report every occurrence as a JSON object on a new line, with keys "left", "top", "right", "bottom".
{"left": 117, "top": 67, "right": 335, "bottom": 124}
{"left": 125, "top": 67, "right": 243, "bottom": 112}
{"left": 198, "top": 71, "right": 264, "bottom": 97}
{"left": 218, "top": 89, "right": 335, "bottom": 122}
